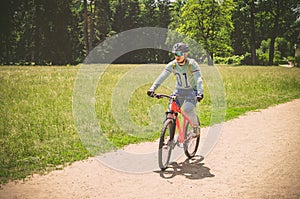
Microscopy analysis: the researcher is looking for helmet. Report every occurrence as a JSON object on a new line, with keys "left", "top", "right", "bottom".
{"left": 172, "top": 42, "right": 189, "bottom": 53}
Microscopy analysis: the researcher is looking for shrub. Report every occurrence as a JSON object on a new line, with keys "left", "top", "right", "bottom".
{"left": 214, "top": 55, "right": 244, "bottom": 65}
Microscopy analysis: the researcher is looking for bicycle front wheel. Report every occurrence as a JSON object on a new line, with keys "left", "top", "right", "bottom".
{"left": 184, "top": 117, "right": 200, "bottom": 158}
{"left": 158, "top": 119, "right": 175, "bottom": 171}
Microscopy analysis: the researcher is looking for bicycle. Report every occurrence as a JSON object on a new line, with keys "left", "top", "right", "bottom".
{"left": 153, "top": 93, "right": 200, "bottom": 171}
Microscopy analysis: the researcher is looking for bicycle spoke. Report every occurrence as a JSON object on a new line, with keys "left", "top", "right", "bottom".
{"left": 158, "top": 119, "right": 174, "bottom": 170}
{"left": 183, "top": 119, "right": 200, "bottom": 158}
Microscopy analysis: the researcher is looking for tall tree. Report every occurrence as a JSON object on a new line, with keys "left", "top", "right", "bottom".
{"left": 157, "top": 0, "right": 171, "bottom": 28}
{"left": 258, "top": 0, "right": 299, "bottom": 65}
{"left": 89, "top": 0, "right": 96, "bottom": 52}
{"left": 0, "top": 0, "right": 83, "bottom": 65}
{"left": 0, "top": 1, "right": 14, "bottom": 63}
{"left": 83, "top": 0, "right": 90, "bottom": 55}
{"left": 233, "top": 0, "right": 258, "bottom": 65}
{"left": 95, "top": 0, "right": 111, "bottom": 43}
{"left": 231, "top": 0, "right": 250, "bottom": 56}
{"left": 249, "top": 0, "right": 257, "bottom": 65}
{"left": 141, "top": 0, "right": 158, "bottom": 26}
{"left": 29, "top": 0, "right": 82, "bottom": 64}
{"left": 112, "top": 0, "right": 128, "bottom": 32}
{"left": 169, "top": 0, "right": 186, "bottom": 30}
{"left": 157, "top": 0, "right": 172, "bottom": 62}
{"left": 177, "top": 0, "right": 234, "bottom": 65}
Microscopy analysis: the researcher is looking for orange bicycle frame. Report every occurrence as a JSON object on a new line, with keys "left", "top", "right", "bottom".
{"left": 169, "top": 99, "right": 195, "bottom": 143}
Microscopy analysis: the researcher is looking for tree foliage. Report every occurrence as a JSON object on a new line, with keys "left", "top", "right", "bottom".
{"left": 258, "top": 0, "right": 299, "bottom": 65}
{"left": 176, "top": 0, "right": 234, "bottom": 64}
{"left": 0, "top": 0, "right": 298, "bottom": 65}
{"left": 232, "top": 0, "right": 299, "bottom": 65}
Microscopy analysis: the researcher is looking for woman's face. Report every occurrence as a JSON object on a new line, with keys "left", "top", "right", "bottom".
{"left": 174, "top": 52, "right": 185, "bottom": 65}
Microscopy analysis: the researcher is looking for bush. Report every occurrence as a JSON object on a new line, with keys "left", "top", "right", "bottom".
{"left": 214, "top": 55, "right": 244, "bottom": 65}
{"left": 256, "top": 49, "right": 269, "bottom": 65}
{"left": 214, "top": 57, "right": 226, "bottom": 64}
{"left": 255, "top": 37, "right": 295, "bottom": 66}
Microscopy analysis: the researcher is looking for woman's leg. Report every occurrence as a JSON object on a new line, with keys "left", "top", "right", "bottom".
{"left": 183, "top": 101, "right": 199, "bottom": 127}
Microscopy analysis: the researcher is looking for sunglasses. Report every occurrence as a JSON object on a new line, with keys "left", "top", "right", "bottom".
{"left": 174, "top": 51, "right": 183, "bottom": 57}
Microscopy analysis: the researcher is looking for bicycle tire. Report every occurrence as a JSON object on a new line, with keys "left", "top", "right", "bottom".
{"left": 183, "top": 117, "right": 200, "bottom": 158}
{"left": 158, "top": 119, "right": 175, "bottom": 170}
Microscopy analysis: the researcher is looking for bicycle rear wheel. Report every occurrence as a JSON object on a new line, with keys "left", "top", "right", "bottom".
{"left": 158, "top": 119, "right": 175, "bottom": 170}
{"left": 184, "top": 117, "right": 200, "bottom": 158}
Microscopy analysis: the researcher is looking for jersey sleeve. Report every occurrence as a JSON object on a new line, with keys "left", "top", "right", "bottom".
{"left": 190, "top": 60, "right": 204, "bottom": 95}
{"left": 149, "top": 62, "right": 173, "bottom": 91}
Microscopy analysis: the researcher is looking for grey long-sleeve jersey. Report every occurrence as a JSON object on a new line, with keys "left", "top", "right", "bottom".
{"left": 150, "top": 58, "right": 204, "bottom": 95}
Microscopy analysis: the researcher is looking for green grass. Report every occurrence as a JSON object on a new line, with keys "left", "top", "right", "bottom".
{"left": 0, "top": 66, "right": 89, "bottom": 185}
{"left": 218, "top": 65, "right": 300, "bottom": 120}
{"left": 0, "top": 64, "right": 299, "bottom": 185}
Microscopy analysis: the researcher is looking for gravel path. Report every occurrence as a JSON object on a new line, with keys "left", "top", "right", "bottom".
{"left": 1, "top": 99, "right": 299, "bottom": 199}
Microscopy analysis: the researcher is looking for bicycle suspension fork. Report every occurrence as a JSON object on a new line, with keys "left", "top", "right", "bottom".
{"left": 164, "top": 111, "right": 177, "bottom": 139}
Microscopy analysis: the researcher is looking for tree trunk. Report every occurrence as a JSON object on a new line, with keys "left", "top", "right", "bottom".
{"left": 207, "top": 51, "right": 213, "bottom": 66}
{"left": 249, "top": 0, "right": 256, "bottom": 65}
{"left": 268, "top": 0, "right": 280, "bottom": 65}
{"left": 83, "top": 0, "right": 89, "bottom": 56}
{"left": 89, "top": 0, "right": 95, "bottom": 52}
{"left": 269, "top": 36, "right": 276, "bottom": 65}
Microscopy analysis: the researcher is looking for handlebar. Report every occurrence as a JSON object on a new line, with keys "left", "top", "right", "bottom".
{"left": 153, "top": 93, "right": 176, "bottom": 100}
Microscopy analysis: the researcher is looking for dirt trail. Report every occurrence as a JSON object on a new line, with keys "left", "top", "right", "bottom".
{"left": 1, "top": 99, "right": 300, "bottom": 199}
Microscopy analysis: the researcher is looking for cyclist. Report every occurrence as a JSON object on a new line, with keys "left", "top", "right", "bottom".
{"left": 147, "top": 42, "right": 204, "bottom": 138}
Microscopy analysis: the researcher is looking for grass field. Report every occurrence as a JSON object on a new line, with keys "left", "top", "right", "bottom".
{"left": 0, "top": 65, "right": 299, "bottom": 185}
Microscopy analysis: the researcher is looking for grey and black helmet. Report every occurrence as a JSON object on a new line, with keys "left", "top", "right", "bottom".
{"left": 172, "top": 42, "right": 189, "bottom": 53}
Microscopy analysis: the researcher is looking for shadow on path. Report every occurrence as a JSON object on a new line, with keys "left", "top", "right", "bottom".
{"left": 154, "top": 155, "right": 215, "bottom": 180}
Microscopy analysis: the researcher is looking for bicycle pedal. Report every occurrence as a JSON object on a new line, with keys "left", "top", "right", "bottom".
{"left": 176, "top": 142, "right": 184, "bottom": 148}
{"left": 171, "top": 140, "right": 179, "bottom": 149}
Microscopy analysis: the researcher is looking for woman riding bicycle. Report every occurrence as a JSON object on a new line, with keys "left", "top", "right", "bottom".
{"left": 147, "top": 42, "right": 204, "bottom": 138}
